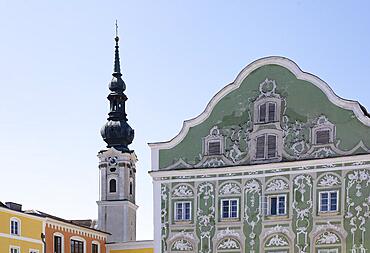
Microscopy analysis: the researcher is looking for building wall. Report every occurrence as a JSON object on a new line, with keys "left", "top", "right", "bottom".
{"left": 106, "top": 240, "right": 153, "bottom": 253}
{"left": 0, "top": 207, "right": 44, "bottom": 253}
{"left": 45, "top": 221, "right": 106, "bottom": 253}
{"left": 156, "top": 156, "right": 370, "bottom": 253}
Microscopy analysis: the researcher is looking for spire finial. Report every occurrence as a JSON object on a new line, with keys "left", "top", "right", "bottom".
{"left": 113, "top": 20, "right": 121, "bottom": 75}
{"left": 115, "top": 19, "right": 119, "bottom": 38}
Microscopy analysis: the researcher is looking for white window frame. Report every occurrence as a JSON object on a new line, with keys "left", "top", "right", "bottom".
{"left": 10, "top": 246, "right": 20, "bottom": 253}
{"left": 267, "top": 194, "right": 287, "bottom": 216}
{"left": 318, "top": 249, "right": 338, "bottom": 253}
{"left": 319, "top": 190, "right": 339, "bottom": 213}
{"left": 10, "top": 217, "right": 21, "bottom": 236}
{"left": 255, "top": 134, "right": 278, "bottom": 160}
{"left": 174, "top": 201, "right": 192, "bottom": 221}
{"left": 221, "top": 198, "right": 239, "bottom": 219}
{"left": 91, "top": 241, "right": 100, "bottom": 253}
{"left": 314, "top": 128, "right": 332, "bottom": 145}
{"left": 53, "top": 232, "right": 64, "bottom": 253}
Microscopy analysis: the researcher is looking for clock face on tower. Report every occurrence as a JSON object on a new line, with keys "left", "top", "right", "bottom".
{"left": 109, "top": 157, "right": 117, "bottom": 165}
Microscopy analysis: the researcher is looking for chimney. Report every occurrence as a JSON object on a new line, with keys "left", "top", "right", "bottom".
{"left": 5, "top": 202, "right": 22, "bottom": 211}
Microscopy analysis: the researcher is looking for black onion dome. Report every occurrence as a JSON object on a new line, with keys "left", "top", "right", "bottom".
{"left": 101, "top": 120, "right": 134, "bottom": 152}
{"left": 101, "top": 34, "right": 134, "bottom": 152}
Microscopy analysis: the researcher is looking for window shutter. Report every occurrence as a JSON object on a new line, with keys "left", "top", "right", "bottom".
{"left": 259, "top": 103, "right": 266, "bottom": 122}
{"left": 267, "top": 135, "right": 277, "bottom": 158}
{"left": 256, "top": 135, "right": 266, "bottom": 159}
{"left": 208, "top": 141, "right": 221, "bottom": 155}
{"left": 316, "top": 130, "right": 330, "bottom": 144}
{"left": 268, "top": 103, "right": 276, "bottom": 122}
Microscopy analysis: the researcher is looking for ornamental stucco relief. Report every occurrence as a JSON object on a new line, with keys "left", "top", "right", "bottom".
{"left": 217, "top": 238, "right": 240, "bottom": 250}
{"left": 219, "top": 183, "right": 241, "bottom": 195}
{"left": 265, "top": 178, "right": 289, "bottom": 192}
{"left": 172, "top": 184, "right": 194, "bottom": 197}
{"left": 316, "top": 231, "right": 340, "bottom": 245}
{"left": 318, "top": 174, "right": 341, "bottom": 187}
{"left": 265, "top": 234, "right": 289, "bottom": 247}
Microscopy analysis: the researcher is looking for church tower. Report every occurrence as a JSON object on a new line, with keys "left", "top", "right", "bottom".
{"left": 97, "top": 30, "right": 137, "bottom": 243}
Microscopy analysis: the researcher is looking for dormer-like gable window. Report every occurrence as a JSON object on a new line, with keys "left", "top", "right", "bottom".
{"left": 312, "top": 116, "right": 335, "bottom": 145}
{"left": 258, "top": 102, "right": 277, "bottom": 123}
{"left": 203, "top": 126, "right": 224, "bottom": 156}
{"left": 256, "top": 134, "right": 277, "bottom": 159}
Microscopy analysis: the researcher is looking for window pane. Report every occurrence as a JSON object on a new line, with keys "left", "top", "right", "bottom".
{"left": 222, "top": 200, "right": 229, "bottom": 218}
{"left": 256, "top": 135, "right": 266, "bottom": 159}
{"left": 176, "top": 203, "right": 183, "bottom": 220}
{"left": 259, "top": 103, "right": 266, "bottom": 122}
{"left": 185, "top": 203, "right": 190, "bottom": 220}
{"left": 267, "top": 135, "right": 277, "bottom": 158}
{"left": 208, "top": 141, "right": 221, "bottom": 155}
{"left": 330, "top": 192, "right": 337, "bottom": 211}
{"left": 270, "top": 197, "right": 277, "bottom": 215}
{"left": 316, "top": 130, "right": 330, "bottom": 144}
{"left": 268, "top": 103, "right": 276, "bottom": 122}
{"left": 321, "top": 192, "right": 329, "bottom": 211}
{"left": 278, "top": 196, "right": 286, "bottom": 214}
{"left": 55, "top": 236, "right": 62, "bottom": 253}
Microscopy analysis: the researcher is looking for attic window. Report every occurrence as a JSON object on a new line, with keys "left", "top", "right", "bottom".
{"left": 316, "top": 129, "right": 330, "bottom": 145}
{"left": 258, "top": 102, "right": 276, "bottom": 123}
{"left": 208, "top": 141, "right": 221, "bottom": 155}
{"left": 256, "top": 134, "right": 277, "bottom": 159}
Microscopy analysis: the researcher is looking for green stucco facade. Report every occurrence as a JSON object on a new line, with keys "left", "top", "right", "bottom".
{"left": 150, "top": 57, "right": 370, "bottom": 253}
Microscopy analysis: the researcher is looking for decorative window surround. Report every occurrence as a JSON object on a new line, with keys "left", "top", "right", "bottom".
{"left": 174, "top": 201, "right": 191, "bottom": 221}
{"left": 319, "top": 190, "right": 339, "bottom": 213}
{"left": 312, "top": 116, "right": 336, "bottom": 145}
{"left": 53, "top": 232, "right": 64, "bottom": 253}
{"left": 10, "top": 217, "right": 20, "bottom": 236}
{"left": 202, "top": 126, "right": 225, "bottom": 156}
{"left": 266, "top": 194, "right": 287, "bottom": 216}
{"left": 221, "top": 198, "right": 239, "bottom": 219}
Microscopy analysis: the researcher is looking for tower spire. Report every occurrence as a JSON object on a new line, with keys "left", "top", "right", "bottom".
{"left": 100, "top": 22, "right": 134, "bottom": 152}
{"left": 114, "top": 20, "right": 121, "bottom": 75}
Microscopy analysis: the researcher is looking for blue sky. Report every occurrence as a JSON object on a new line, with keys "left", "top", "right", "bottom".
{"left": 0, "top": 0, "right": 369, "bottom": 240}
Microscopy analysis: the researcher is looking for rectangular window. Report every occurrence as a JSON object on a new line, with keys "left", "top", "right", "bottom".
{"left": 175, "top": 202, "right": 191, "bottom": 221}
{"left": 10, "top": 247, "right": 20, "bottom": 253}
{"left": 208, "top": 141, "right": 221, "bottom": 155}
{"left": 71, "top": 239, "right": 84, "bottom": 253}
{"left": 268, "top": 195, "right": 286, "bottom": 216}
{"left": 320, "top": 191, "right": 338, "bottom": 212}
{"left": 30, "top": 250, "right": 39, "bottom": 253}
{"left": 54, "top": 235, "right": 62, "bottom": 253}
{"left": 256, "top": 134, "right": 277, "bottom": 160}
{"left": 10, "top": 219, "right": 20, "bottom": 235}
{"left": 316, "top": 129, "right": 330, "bottom": 144}
{"left": 92, "top": 244, "right": 98, "bottom": 253}
{"left": 221, "top": 199, "right": 239, "bottom": 219}
{"left": 258, "top": 102, "right": 277, "bottom": 123}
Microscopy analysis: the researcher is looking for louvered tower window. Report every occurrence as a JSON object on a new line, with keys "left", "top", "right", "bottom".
{"left": 208, "top": 141, "right": 221, "bottom": 155}
{"left": 256, "top": 134, "right": 277, "bottom": 159}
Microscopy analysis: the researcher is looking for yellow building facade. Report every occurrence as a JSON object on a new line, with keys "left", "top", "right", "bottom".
{"left": 106, "top": 240, "right": 154, "bottom": 253}
{"left": 0, "top": 202, "right": 44, "bottom": 253}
